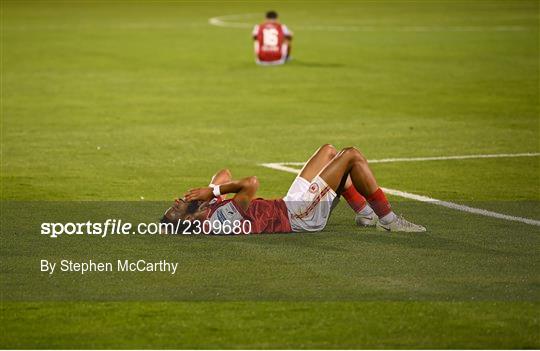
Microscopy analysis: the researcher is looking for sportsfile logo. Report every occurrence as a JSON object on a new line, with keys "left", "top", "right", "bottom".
{"left": 40, "top": 219, "right": 253, "bottom": 238}
{"left": 41, "top": 219, "right": 148, "bottom": 238}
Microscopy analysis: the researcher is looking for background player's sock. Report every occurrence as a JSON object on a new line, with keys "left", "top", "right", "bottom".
{"left": 342, "top": 186, "right": 368, "bottom": 213}
{"left": 366, "top": 188, "right": 397, "bottom": 224}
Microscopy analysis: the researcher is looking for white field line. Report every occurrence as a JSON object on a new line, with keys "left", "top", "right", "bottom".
{"left": 209, "top": 14, "right": 258, "bottom": 29}
{"left": 209, "top": 14, "right": 532, "bottom": 32}
{"left": 380, "top": 188, "right": 540, "bottom": 227}
{"left": 4, "top": 22, "right": 208, "bottom": 31}
{"left": 278, "top": 152, "right": 540, "bottom": 166}
{"left": 260, "top": 152, "right": 540, "bottom": 227}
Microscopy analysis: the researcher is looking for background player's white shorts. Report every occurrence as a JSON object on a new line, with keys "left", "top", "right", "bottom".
{"left": 283, "top": 176, "right": 337, "bottom": 232}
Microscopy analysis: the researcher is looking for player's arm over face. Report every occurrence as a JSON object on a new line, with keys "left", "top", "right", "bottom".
{"left": 184, "top": 176, "right": 259, "bottom": 211}
{"left": 210, "top": 168, "right": 232, "bottom": 185}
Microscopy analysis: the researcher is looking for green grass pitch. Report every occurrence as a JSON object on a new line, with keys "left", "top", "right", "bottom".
{"left": 1, "top": 0, "right": 539, "bottom": 348}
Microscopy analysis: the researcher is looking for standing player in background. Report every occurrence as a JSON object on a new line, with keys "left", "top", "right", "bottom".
{"left": 252, "top": 11, "right": 292, "bottom": 65}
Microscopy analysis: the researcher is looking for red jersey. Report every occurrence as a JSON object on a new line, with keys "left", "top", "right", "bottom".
{"left": 252, "top": 22, "right": 291, "bottom": 63}
{"left": 206, "top": 198, "right": 292, "bottom": 234}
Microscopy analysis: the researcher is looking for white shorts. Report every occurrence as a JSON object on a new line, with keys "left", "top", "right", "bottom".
{"left": 283, "top": 176, "right": 337, "bottom": 232}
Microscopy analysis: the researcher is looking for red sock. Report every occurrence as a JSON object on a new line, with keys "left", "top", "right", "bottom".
{"left": 366, "top": 188, "right": 392, "bottom": 217}
{"left": 342, "top": 186, "right": 367, "bottom": 213}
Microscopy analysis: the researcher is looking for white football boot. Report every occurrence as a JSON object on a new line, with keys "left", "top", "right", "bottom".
{"left": 376, "top": 215, "right": 426, "bottom": 232}
{"left": 355, "top": 212, "right": 378, "bottom": 227}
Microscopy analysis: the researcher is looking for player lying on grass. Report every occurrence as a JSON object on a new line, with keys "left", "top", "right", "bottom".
{"left": 161, "top": 144, "right": 426, "bottom": 233}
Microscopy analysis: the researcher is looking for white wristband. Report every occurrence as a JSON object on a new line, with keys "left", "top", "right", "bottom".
{"left": 212, "top": 185, "right": 221, "bottom": 198}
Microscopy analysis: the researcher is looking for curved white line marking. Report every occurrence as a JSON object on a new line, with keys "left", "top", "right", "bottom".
{"left": 279, "top": 152, "right": 540, "bottom": 166}
{"left": 380, "top": 187, "right": 540, "bottom": 227}
{"left": 209, "top": 13, "right": 259, "bottom": 29}
{"left": 260, "top": 152, "right": 540, "bottom": 227}
{"left": 209, "top": 13, "right": 531, "bottom": 32}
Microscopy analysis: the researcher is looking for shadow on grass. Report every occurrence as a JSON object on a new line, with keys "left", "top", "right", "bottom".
{"left": 349, "top": 231, "right": 523, "bottom": 257}
{"left": 290, "top": 60, "right": 345, "bottom": 68}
